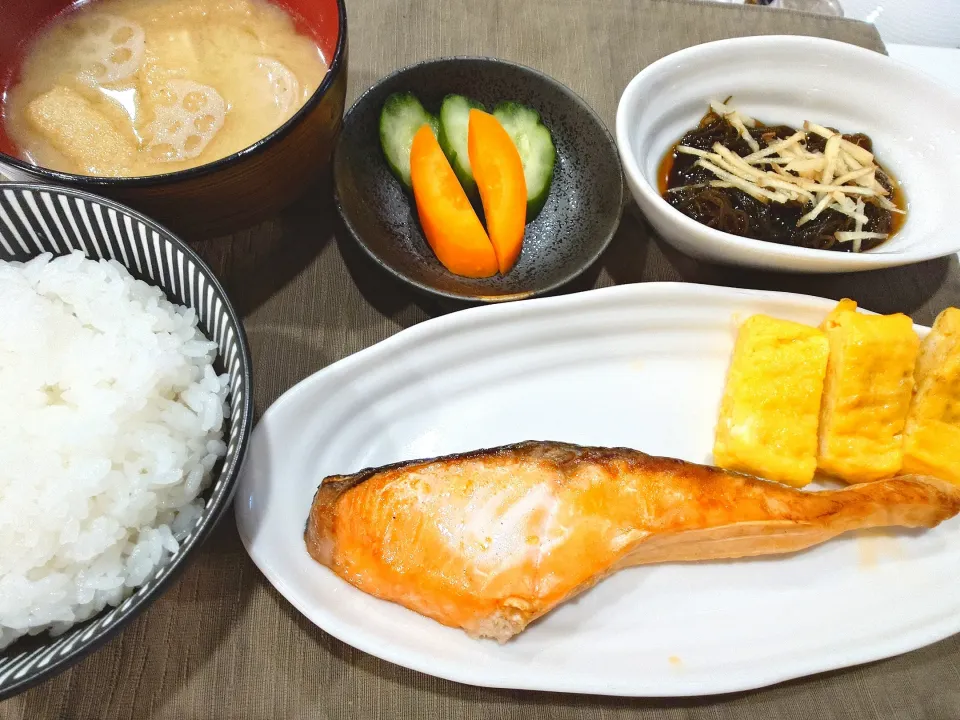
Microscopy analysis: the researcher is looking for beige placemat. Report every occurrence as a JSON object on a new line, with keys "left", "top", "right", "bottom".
{"left": 4, "top": 1, "right": 960, "bottom": 718}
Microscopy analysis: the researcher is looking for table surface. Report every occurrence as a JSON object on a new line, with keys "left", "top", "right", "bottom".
{"left": 888, "top": 43, "right": 960, "bottom": 95}
{"left": 3, "top": 1, "right": 960, "bottom": 718}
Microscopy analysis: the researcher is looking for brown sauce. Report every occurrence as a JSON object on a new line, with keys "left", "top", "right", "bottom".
{"left": 657, "top": 151, "right": 674, "bottom": 196}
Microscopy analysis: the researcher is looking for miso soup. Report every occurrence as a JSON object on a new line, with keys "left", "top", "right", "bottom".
{"left": 3, "top": 0, "right": 328, "bottom": 177}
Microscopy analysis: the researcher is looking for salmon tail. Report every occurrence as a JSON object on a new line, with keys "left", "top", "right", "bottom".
{"left": 619, "top": 473, "right": 960, "bottom": 567}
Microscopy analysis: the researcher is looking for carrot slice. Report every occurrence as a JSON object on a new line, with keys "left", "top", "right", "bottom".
{"left": 467, "top": 109, "right": 527, "bottom": 274}
{"left": 410, "top": 124, "right": 499, "bottom": 278}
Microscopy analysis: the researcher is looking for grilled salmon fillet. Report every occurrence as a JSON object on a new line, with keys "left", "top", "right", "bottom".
{"left": 305, "top": 441, "right": 960, "bottom": 642}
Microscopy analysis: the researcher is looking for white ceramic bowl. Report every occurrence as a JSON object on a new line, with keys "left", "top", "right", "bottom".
{"left": 616, "top": 35, "right": 960, "bottom": 273}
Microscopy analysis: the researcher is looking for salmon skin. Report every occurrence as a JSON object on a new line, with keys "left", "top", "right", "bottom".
{"left": 305, "top": 441, "right": 960, "bottom": 642}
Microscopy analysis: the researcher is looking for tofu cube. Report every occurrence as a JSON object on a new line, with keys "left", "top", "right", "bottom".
{"left": 26, "top": 86, "right": 133, "bottom": 174}
{"left": 714, "top": 314, "right": 829, "bottom": 488}
{"left": 902, "top": 308, "right": 960, "bottom": 485}
{"left": 817, "top": 299, "right": 920, "bottom": 483}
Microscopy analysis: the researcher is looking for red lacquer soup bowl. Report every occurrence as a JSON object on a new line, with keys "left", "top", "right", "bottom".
{"left": 0, "top": 0, "right": 348, "bottom": 239}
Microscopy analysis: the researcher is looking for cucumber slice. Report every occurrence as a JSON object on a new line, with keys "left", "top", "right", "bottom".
{"left": 380, "top": 92, "right": 438, "bottom": 188}
{"left": 493, "top": 102, "right": 556, "bottom": 217}
{"left": 438, "top": 94, "right": 485, "bottom": 193}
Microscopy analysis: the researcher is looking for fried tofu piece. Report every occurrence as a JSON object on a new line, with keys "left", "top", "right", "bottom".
{"left": 714, "top": 315, "right": 829, "bottom": 488}
{"left": 817, "top": 299, "right": 920, "bottom": 483}
{"left": 902, "top": 308, "right": 960, "bottom": 485}
{"left": 26, "top": 86, "right": 133, "bottom": 174}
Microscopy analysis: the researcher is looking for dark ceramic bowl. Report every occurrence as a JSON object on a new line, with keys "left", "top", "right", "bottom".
{"left": 333, "top": 57, "right": 624, "bottom": 302}
{"left": 0, "top": 0, "right": 348, "bottom": 240}
{"left": 0, "top": 184, "right": 253, "bottom": 699}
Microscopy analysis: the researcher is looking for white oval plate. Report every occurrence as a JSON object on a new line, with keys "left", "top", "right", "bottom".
{"left": 235, "top": 283, "right": 959, "bottom": 697}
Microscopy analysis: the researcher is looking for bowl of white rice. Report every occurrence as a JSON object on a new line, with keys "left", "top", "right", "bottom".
{"left": 0, "top": 183, "right": 253, "bottom": 698}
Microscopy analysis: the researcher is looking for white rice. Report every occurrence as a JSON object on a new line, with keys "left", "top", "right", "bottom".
{"left": 0, "top": 251, "right": 228, "bottom": 649}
